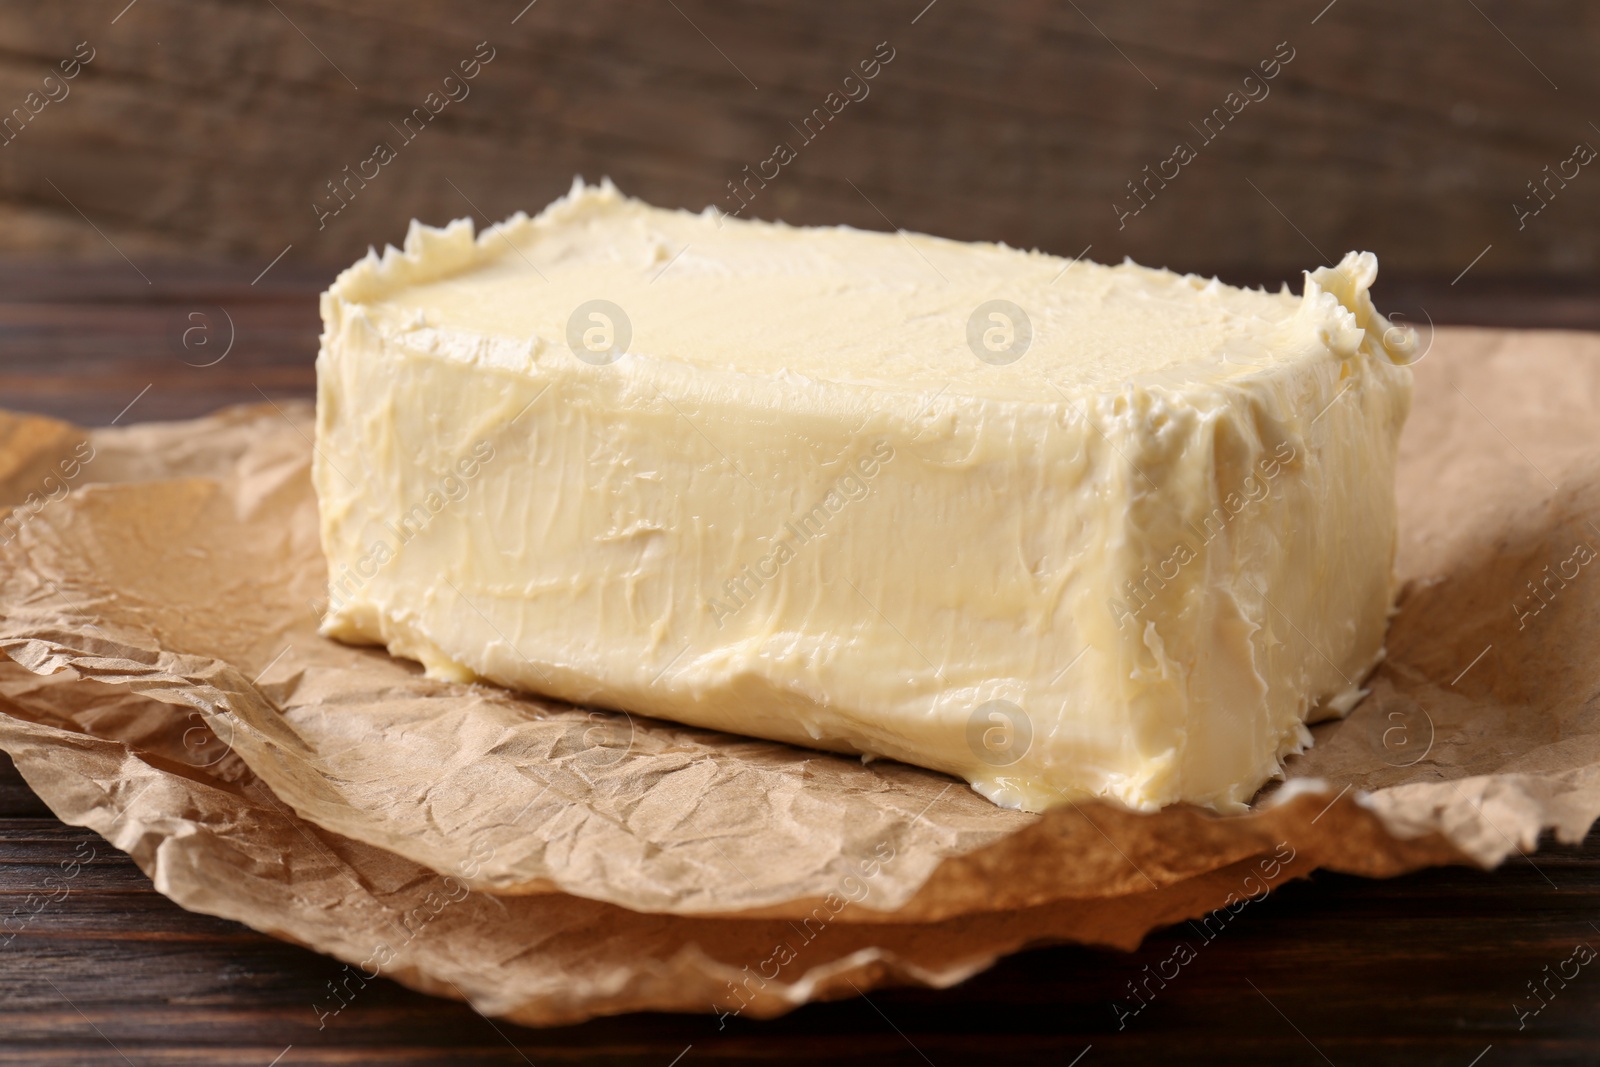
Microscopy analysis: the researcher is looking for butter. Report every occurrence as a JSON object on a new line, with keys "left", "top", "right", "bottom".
{"left": 314, "top": 178, "right": 1413, "bottom": 814}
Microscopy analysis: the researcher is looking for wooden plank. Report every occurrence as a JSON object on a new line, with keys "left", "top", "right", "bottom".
{"left": 0, "top": 264, "right": 321, "bottom": 424}
{"left": 0, "top": 2, "right": 1594, "bottom": 282}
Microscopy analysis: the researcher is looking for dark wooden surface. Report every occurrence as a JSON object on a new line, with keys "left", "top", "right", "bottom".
{"left": 4, "top": 270, "right": 1600, "bottom": 1064}
{"left": 1, "top": 1, "right": 1598, "bottom": 286}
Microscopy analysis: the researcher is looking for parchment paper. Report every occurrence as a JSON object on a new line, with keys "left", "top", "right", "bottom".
{"left": 0, "top": 665, "right": 1321, "bottom": 1026}
{"left": 0, "top": 325, "right": 1597, "bottom": 1022}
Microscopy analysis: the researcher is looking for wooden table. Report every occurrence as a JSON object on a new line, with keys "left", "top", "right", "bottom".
{"left": 3, "top": 266, "right": 1598, "bottom": 1065}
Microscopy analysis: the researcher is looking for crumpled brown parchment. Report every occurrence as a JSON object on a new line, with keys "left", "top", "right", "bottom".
{"left": 0, "top": 325, "right": 1596, "bottom": 1023}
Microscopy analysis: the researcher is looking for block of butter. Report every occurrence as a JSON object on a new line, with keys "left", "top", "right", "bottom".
{"left": 314, "top": 179, "right": 1413, "bottom": 813}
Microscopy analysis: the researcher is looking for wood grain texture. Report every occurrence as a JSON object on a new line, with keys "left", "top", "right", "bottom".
{"left": 0, "top": 1, "right": 1595, "bottom": 284}
{"left": 1, "top": 267, "right": 1599, "bottom": 1062}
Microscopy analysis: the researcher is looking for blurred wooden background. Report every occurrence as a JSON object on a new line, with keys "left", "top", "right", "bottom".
{"left": 0, "top": 0, "right": 1595, "bottom": 291}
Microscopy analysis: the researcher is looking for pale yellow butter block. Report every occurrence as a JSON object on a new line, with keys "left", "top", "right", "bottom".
{"left": 314, "top": 179, "right": 1413, "bottom": 813}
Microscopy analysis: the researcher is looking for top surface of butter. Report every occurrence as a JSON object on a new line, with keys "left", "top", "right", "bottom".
{"left": 349, "top": 178, "right": 1334, "bottom": 400}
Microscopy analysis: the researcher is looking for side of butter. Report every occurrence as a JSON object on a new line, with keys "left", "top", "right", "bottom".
{"left": 314, "top": 179, "right": 1413, "bottom": 814}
